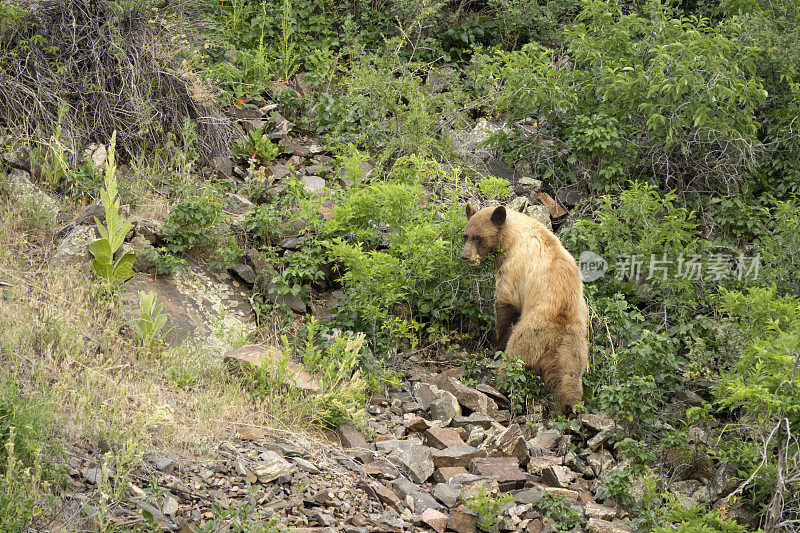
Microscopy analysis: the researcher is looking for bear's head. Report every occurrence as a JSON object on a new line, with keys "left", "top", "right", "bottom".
{"left": 461, "top": 203, "right": 506, "bottom": 266}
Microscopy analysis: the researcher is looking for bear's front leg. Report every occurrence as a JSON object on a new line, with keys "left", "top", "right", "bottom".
{"left": 495, "top": 302, "right": 520, "bottom": 351}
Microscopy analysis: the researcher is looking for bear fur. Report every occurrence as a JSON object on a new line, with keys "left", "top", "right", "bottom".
{"left": 461, "top": 203, "right": 588, "bottom": 412}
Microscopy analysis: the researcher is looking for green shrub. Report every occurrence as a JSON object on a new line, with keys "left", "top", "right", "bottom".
{"left": 323, "top": 166, "right": 494, "bottom": 351}
{"left": 477, "top": 177, "right": 512, "bottom": 201}
{"left": 466, "top": 486, "right": 514, "bottom": 532}
{"left": 162, "top": 192, "right": 225, "bottom": 254}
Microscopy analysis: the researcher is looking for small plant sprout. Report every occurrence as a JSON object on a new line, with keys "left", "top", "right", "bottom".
{"left": 88, "top": 130, "right": 136, "bottom": 285}
{"left": 133, "top": 291, "right": 174, "bottom": 351}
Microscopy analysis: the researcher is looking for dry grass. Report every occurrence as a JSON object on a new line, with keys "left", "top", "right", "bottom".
{"left": 0, "top": 181, "right": 324, "bottom": 463}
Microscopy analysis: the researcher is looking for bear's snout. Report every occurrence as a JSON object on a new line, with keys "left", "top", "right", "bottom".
{"left": 461, "top": 246, "right": 481, "bottom": 266}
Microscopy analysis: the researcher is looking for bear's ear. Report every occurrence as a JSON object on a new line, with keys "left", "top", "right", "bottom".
{"left": 491, "top": 205, "right": 506, "bottom": 226}
{"left": 466, "top": 202, "right": 476, "bottom": 220}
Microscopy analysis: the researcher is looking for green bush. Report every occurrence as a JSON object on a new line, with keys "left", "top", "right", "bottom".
{"left": 323, "top": 165, "right": 494, "bottom": 351}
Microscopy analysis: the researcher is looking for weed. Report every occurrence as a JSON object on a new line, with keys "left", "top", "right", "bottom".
{"left": 533, "top": 492, "right": 585, "bottom": 531}
{"left": 88, "top": 131, "right": 135, "bottom": 285}
{"left": 132, "top": 291, "right": 175, "bottom": 353}
{"left": 477, "top": 177, "right": 512, "bottom": 201}
{"left": 465, "top": 485, "right": 514, "bottom": 532}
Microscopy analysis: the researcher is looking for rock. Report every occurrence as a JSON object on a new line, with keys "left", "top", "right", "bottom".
{"left": 366, "top": 480, "right": 405, "bottom": 511}
{"left": 486, "top": 424, "right": 529, "bottom": 466}
{"left": 336, "top": 422, "right": 371, "bottom": 449}
{"left": 565, "top": 451, "right": 594, "bottom": 477}
{"left": 424, "top": 427, "right": 466, "bottom": 450}
{"left": 587, "top": 428, "right": 613, "bottom": 451}
{"left": 386, "top": 440, "right": 435, "bottom": 484}
{"left": 210, "top": 156, "right": 234, "bottom": 180}
{"left": 124, "top": 265, "right": 254, "bottom": 352}
{"left": 302, "top": 176, "right": 327, "bottom": 196}
{"left": 541, "top": 466, "right": 574, "bottom": 489}
{"left": 146, "top": 454, "right": 175, "bottom": 472}
{"left": 529, "top": 429, "right": 561, "bottom": 450}
{"left": 237, "top": 426, "right": 265, "bottom": 440}
{"left": 523, "top": 204, "right": 552, "bottom": 231}
{"left": 466, "top": 427, "right": 486, "bottom": 447}
{"left": 469, "top": 457, "right": 527, "bottom": 491}
{"left": 404, "top": 417, "right": 434, "bottom": 433}
{"left": 434, "top": 483, "right": 462, "bottom": 508}
{"left": 542, "top": 486, "right": 580, "bottom": 501}
{"left": 279, "top": 138, "right": 313, "bottom": 157}
{"left": 9, "top": 168, "right": 59, "bottom": 218}
{"left": 135, "top": 501, "right": 171, "bottom": 529}
{"left": 484, "top": 157, "right": 515, "bottom": 182}
{"left": 434, "top": 466, "right": 468, "bottom": 483}
{"left": 585, "top": 502, "right": 617, "bottom": 521}
{"left": 407, "top": 491, "right": 444, "bottom": 514}
{"left": 223, "top": 345, "right": 320, "bottom": 393}
{"left": 449, "top": 118, "right": 510, "bottom": 165}
{"left": 162, "top": 494, "right": 179, "bottom": 515}
{"left": 258, "top": 276, "right": 309, "bottom": 313}
{"left": 669, "top": 479, "right": 706, "bottom": 509}
{"left": 412, "top": 382, "right": 439, "bottom": 409}
{"left": 579, "top": 414, "right": 616, "bottom": 433}
{"left": 51, "top": 226, "right": 96, "bottom": 269}
{"left": 687, "top": 426, "right": 709, "bottom": 445}
{"left": 437, "top": 378, "right": 496, "bottom": 416}
{"left": 250, "top": 451, "right": 295, "bottom": 483}
{"left": 675, "top": 389, "right": 705, "bottom": 406}
{"left": 474, "top": 383, "right": 509, "bottom": 408}
{"left": 709, "top": 462, "right": 738, "bottom": 500}
{"left": 448, "top": 508, "right": 478, "bottom": 533}
{"left": 586, "top": 518, "right": 632, "bottom": 533}
{"left": 269, "top": 162, "right": 291, "bottom": 180}
{"left": 510, "top": 487, "right": 545, "bottom": 505}
{"left": 527, "top": 456, "right": 563, "bottom": 476}
{"left": 292, "top": 457, "right": 321, "bottom": 474}
{"left": 81, "top": 466, "right": 108, "bottom": 485}
{"left": 75, "top": 204, "right": 106, "bottom": 226}
{"left": 432, "top": 445, "right": 486, "bottom": 469}
{"left": 365, "top": 459, "right": 400, "bottom": 480}
{"left": 515, "top": 177, "right": 542, "bottom": 196}
{"left": 421, "top": 508, "right": 449, "bottom": 533}
{"left": 586, "top": 451, "right": 615, "bottom": 477}
{"left": 132, "top": 218, "right": 162, "bottom": 245}
{"left": 389, "top": 476, "right": 420, "bottom": 500}
{"left": 451, "top": 414, "right": 495, "bottom": 430}
{"left": 429, "top": 392, "right": 461, "bottom": 426}
{"left": 229, "top": 263, "right": 256, "bottom": 285}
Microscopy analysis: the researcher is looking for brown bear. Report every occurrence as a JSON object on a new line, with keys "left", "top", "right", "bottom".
{"left": 461, "top": 203, "right": 588, "bottom": 413}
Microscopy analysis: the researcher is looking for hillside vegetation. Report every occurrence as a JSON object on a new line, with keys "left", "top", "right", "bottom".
{"left": 0, "top": 0, "right": 799, "bottom": 531}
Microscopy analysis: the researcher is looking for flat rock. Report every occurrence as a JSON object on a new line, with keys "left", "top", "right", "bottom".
{"left": 366, "top": 480, "right": 404, "bottom": 511}
{"left": 337, "top": 423, "right": 372, "bottom": 449}
{"left": 364, "top": 459, "right": 400, "bottom": 480}
{"left": 250, "top": 450, "right": 295, "bottom": 483}
{"left": 541, "top": 465, "right": 574, "bottom": 489}
{"left": 412, "top": 382, "right": 440, "bottom": 409}
{"left": 421, "top": 508, "right": 449, "bottom": 533}
{"left": 51, "top": 226, "right": 96, "bottom": 269}
{"left": 510, "top": 487, "right": 545, "bottom": 504}
{"left": 302, "top": 175, "right": 327, "bottom": 196}
{"left": 407, "top": 491, "right": 444, "bottom": 514}
{"left": 125, "top": 265, "right": 254, "bottom": 351}
{"left": 451, "top": 413, "right": 494, "bottom": 430}
{"left": 448, "top": 508, "right": 478, "bottom": 533}
{"left": 434, "top": 466, "right": 468, "bottom": 483}
{"left": 579, "top": 413, "right": 616, "bottom": 433}
{"left": 432, "top": 445, "right": 486, "bottom": 469}
{"left": 586, "top": 518, "right": 632, "bottom": 533}
{"left": 588, "top": 428, "right": 613, "bottom": 451}
{"left": 527, "top": 456, "right": 563, "bottom": 476}
{"left": 585, "top": 502, "right": 617, "bottom": 521}
{"left": 424, "top": 427, "right": 466, "bottom": 450}
{"left": 224, "top": 345, "right": 320, "bottom": 393}
{"left": 437, "top": 378, "right": 496, "bottom": 416}
{"left": 386, "top": 440, "right": 435, "bottom": 484}
{"left": 162, "top": 494, "right": 179, "bottom": 516}
{"left": 528, "top": 429, "right": 561, "bottom": 450}
{"left": 433, "top": 483, "right": 462, "bottom": 508}
{"left": 469, "top": 457, "right": 527, "bottom": 491}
